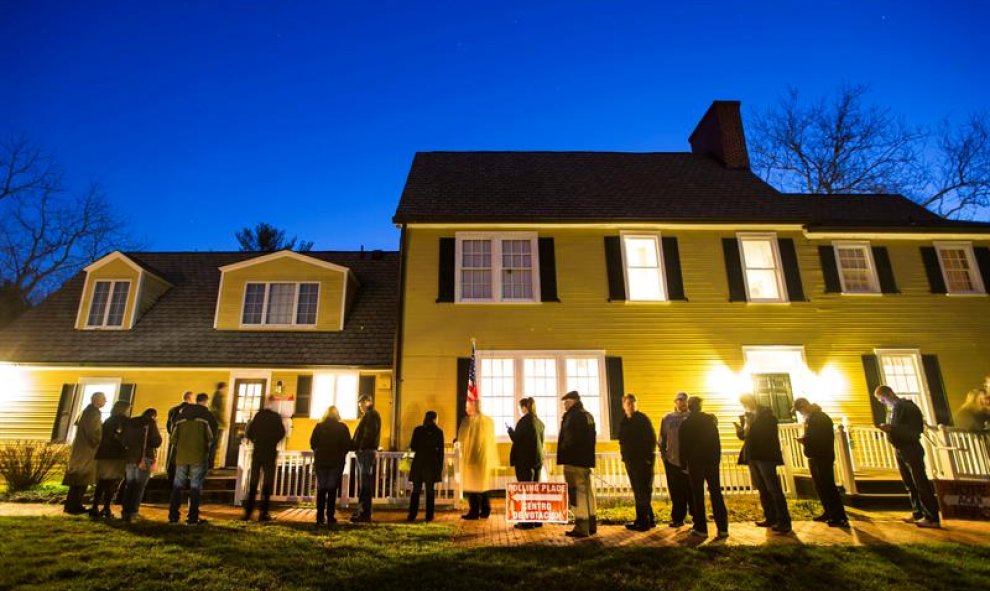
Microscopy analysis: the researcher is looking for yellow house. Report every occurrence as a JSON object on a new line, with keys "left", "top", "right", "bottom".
{"left": 391, "top": 101, "right": 990, "bottom": 468}
{"left": 0, "top": 249, "right": 399, "bottom": 461}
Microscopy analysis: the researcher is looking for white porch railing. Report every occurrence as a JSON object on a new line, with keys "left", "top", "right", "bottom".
{"left": 926, "top": 426, "right": 990, "bottom": 481}
{"left": 847, "top": 425, "right": 901, "bottom": 472}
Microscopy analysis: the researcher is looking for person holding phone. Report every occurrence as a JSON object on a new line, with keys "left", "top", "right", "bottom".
{"left": 508, "top": 398, "right": 545, "bottom": 529}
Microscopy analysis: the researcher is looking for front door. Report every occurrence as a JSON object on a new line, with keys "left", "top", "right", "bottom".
{"left": 752, "top": 373, "right": 795, "bottom": 423}
{"left": 225, "top": 378, "right": 267, "bottom": 467}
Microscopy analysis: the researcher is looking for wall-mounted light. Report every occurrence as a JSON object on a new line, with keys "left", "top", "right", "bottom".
{"left": 275, "top": 380, "right": 284, "bottom": 395}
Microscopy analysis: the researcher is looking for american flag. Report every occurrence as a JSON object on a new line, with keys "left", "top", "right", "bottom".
{"left": 467, "top": 339, "right": 479, "bottom": 401}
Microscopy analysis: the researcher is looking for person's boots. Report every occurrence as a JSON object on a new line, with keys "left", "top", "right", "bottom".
{"left": 315, "top": 489, "right": 327, "bottom": 525}
{"left": 88, "top": 481, "right": 106, "bottom": 517}
{"left": 589, "top": 516, "right": 598, "bottom": 535}
{"left": 566, "top": 519, "right": 590, "bottom": 538}
{"left": 626, "top": 505, "right": 644, "bottom": 531}
{"left": 461, "top": 494, "right": 480, "bottom": 520}
{"left": 259, "top": 494, "right": 272, "bottom": 522}
{"left": 242, "top": 491, "right": 256, "bottom": 521}
{"left": 188, "top": 488, "right": 204, "bottom": 524}
{"left": 479, "top": 493, "right": 491, "bottom": 518}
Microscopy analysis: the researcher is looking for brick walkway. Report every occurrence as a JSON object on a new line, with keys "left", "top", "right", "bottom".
{"left": 4, "top": 501, "right": 990, "bottom": 547}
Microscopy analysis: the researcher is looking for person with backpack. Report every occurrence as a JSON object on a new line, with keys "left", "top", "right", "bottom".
{"left": 121, "top": 408, "right": 163, "bottom": 522}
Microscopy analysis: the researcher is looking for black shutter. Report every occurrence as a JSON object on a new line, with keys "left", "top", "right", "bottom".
{"left": 294, "top": 375, "right": 313, "bottom": 418}
{"left": 359, "top": 375, "right": 377, "bottom": 405}
{"left": 778, "top": 238, "right": 806, "bottom": 302}
{"left": 861, "top": 355, "right": 887, "bottom": 427}
{"left": 922, "top": 355, "right": 952, "bottom": 427}
{"left": 818, "top": 246, "right": 842, "bottom": 293}
{"left": 872, "top": 246, "right": 899, "bottom": 294}
{"left": 722, "top": 238, "right": 747, "bottom": 302}
{"left": 456, "top": 358, "right": 470, "bottom": 433}
{"left": 51, "top": 384, "right": 79, "bottom": 442}
{"left": 604, "top": 236, "right": 626, "bottom": 301}
{"left": 605, "top": 357, "right": 625, "bottom": 441}
{"left": 538, "top": 237, "right": 559, "bottom": 302}
{"left": 661, "top": 237, "right": 686, "bottom": 301}
{"left": 437, "top": 237, "right": 456, "bottom": 303}
{"left": 118, "top": 384, "right": 136, "bottom": 416}
{"left": 973, "top": 247, "right": 990, "bottom": 292}
{"left": 920, "top": 247, "right": 947, "bottom": 294}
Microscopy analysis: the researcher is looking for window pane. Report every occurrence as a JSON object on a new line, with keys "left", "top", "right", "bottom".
{"left": 741, "top": 239, "right": 776, "bottom": 269}
{"left": 335, "top": 373, "right": 359, "bottom": 420}
{"left": 837, "top": 247, "right": 875, "bottom": 292}
{"left": 105, "top": 282, "right": 130, "bottom": 326}
{"left": 242, "top": 284, "right": 266, "bottom": 324}
{"left": 266, "top": 283, "right": 296, "bottom": 324}
{"left": 624, "top": 237, "right": 659, "bottom": 268}
{"left": 87, "top": 282, "right": 112, "bottom": 326}
{"left": 296, "top": 283, "right": 319, "bottom": 325}
{"left": 628, "top": 268, "right": 663, "bottom": 300}
{"left": 480, "top": 358, "right": 515, "bottom": 438}
{"left": 501, "top": 240, "right": 533, "bottom": 300}
{"left": 939, "top": 248, "right": 976, "bottom": 292}
{"left": 461, "top": 240, "right": 491, "bottom": 269}
{"left": 745, "top": 269, "right": 780, "bottom": 300}
{"left": 623, "top": 236, "right": 664, "bottom": 301}
{"left": 461, "top": 270, "right": 492, "bottom": 299}
{"left": 523, "top": 358, "right": 558, "bottom": 438}
{"left": 565, "top": 358, "right": 602, "bottom": 433}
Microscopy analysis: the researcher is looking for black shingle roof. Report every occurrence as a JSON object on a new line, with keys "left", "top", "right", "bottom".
{"left": 393, "top": 151, "right": 990, "bottom": 231}
{"left": 0, "top": 251, "right": 398, "bottom": 368}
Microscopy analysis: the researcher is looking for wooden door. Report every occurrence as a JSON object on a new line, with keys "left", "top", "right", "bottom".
{"left": 225, "top": 379, "right": 267, "bottom": 467}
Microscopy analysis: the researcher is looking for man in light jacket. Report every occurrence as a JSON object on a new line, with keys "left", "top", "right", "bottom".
{"left": 659, "top": 392, "right": 691, "bottom": 528}
{"left": 62, "top": 391, "right": 106, "bottom": 514}
{"left": 168, "top": 394, "right": 214, "bottom": 525}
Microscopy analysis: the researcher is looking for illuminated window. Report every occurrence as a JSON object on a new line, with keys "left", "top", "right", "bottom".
{"left": 834, "top": 242, "right": 880, "bottom": 294}
{"left": 935, "top": 242, "right": 985, "bottom": 295}
{"left": 456, "top": 233, "right": 539, "bottom": 302}
{"left": 738, "top": 234, "right": 786, "bottom": 302}
{"left": 86, "top": 280, "right": 130, "bottom": 328}
{"left": 241, "top": 282, "right": 320, "bottom": 326}
{"left": 523, "top": 358, "right": 559, "bottom": 437}
{"left": 876, "top": 350, "right": 933, "bottom": 424}
{"left": 621, "top": 234, "right": 666, "bottom": 301}
{"left": 310, "top": 372, "right": 360, "bottom": 420}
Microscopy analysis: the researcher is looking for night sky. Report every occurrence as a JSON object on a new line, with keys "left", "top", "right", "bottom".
{"left": 2, "top": 1, "right": 988, "bottom": 252}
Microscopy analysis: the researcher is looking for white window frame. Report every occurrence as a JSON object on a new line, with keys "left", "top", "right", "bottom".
{"left": 454, "top": 232, "right": 540, "bottom": 303}
{"left": 875, "top": 348, "right": 936, "bottom": 425}
{"left": 68, "top": 377, "right": 122, "bottom": 442}
{"left": 84, "top": 279, "right": 132, "bottom": 330}
{"left": 476, "top": 350, "right": 609, "bottom": 442}
{"left": 832, "top": 241, "right": 881, "bottom": 295}
{"left": 737, "top": 233, "right": 788, "bottom": 303}
{"left": 620, "top": 232, "right": 668, "bottom": 302}
{"left": 934, "top": 241, "right": 986, "bottom": 296}
{"left": 240, "top": 282, "right": 321, "bottom": 328}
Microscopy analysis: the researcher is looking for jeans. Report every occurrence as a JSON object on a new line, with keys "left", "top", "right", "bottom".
{"left": 314, "top": 465, "right": 344, "bottom": 523}
{"left": 748, "top": 460, "right": 790, "bottom": 526}
{"left": 896, "top": 444, "right": 940, "bottom": 522}
{"left": 625, "top": 459, "right": 656, "bottom": 526}
{"left": 563, "top": 465, "right": 596, "bottom": 535}
{"left": 169, "top": 463, "right": 207, "bottom": 522}
{"left": 356, "top": 450, "right": 377, "bottom": 517}
{"left": 243, "top": 452, "right": 276, "bottom": 518}
{"left": 122, "top": 463, "right": 153, "bottom": 518}
{"left": 687, "top": 462, "right": 728, "bottom": 534}
{"left": 663, "top": 459, "right": 691, "bottom": 524}
{"left": 808, "top": 458, "right": 847, "bottom": 522}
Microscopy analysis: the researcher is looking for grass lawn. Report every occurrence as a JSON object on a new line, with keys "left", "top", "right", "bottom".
{"left": 2, "top": 516, "right": 990, "bottom": 591}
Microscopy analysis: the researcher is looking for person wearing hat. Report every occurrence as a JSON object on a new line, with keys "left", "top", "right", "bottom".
{"left": 793, "top": 398, "right": 848, "bottom": 528}
{"left": 351, "top": 394, "right": 381, "bottom": 522}
{"left": 619, "top": 393, "right": 657, "bottom": 531}
{"left": 659, "top": 391, "right": 692, "bottom": 528}
{"left": 557, "top": 390, "right": 598, "bottom": 538}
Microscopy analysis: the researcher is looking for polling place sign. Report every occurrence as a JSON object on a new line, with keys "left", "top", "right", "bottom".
{"left": 506, "top": 482, "right": 568, "bottom": 523}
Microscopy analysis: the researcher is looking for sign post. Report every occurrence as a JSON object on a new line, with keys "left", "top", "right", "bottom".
{"left": 506, "top": 482, "right": 569, "bottom": 524}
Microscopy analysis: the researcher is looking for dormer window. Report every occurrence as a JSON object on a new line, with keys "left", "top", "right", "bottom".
{"left": 86, "top": 280, "right": 131, "bottom": 328}
{"left": 242, "top": 282, "right": 320, "bottom": 327}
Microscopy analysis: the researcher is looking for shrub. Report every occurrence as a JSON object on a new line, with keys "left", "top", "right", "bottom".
{"left": 0, "top": 441, "right": 68, "bottom": 492}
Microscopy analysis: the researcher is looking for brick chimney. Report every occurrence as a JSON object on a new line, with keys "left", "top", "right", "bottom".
{"left": 688, "top": 100, "right": 750, "bottom": 170}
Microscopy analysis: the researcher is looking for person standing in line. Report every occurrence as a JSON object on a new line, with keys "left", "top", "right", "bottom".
{"left": 558, "top": 390, "right": 597, "bottom": 538}
{"left": 659, "top": 391, "right": 692, "bottom": 528}
{"left": 168, "top": 394, "right": 214, "bottom": 525}
{"left": 166, "top": 391, "right": 193, "bottom": 484}
{"left": 121, "top": 408, "right": 163, "bottom": 522}
{"left": 875, "top": 385, "right": 941, "bottom": 528}
{"left": 458, "top": 397, "right": 498, "bottom": 520}
{"left": 793, "top": 398, "right": 849, "bottom": 528}
{"left": 209, "top": 382, "right": 228, "bottom": 469}
{"left": 407, "top": 411, "right": 445, "bottom": 523}
{"left": 954, "top": 389, "right": 989, "bottom": 432}
{"left": 90, "top": 400, "right": 131, "bottom": 518}
{"left": 619, "top": 393, "right": 657, "bottom": 532}
{"left": 351, "top": 394, "right": 381, "bottom": 522}
{"left": 507, "top": 397, "right": 545, "bottom": 529}
{"left": 310, "top": 406, "right": 352, "bottom": 527}
{"left": 62, "top": 391, "right": 106, "bottom": 514}
{"left": 242, "top": 395, "right": 287, "bottom": 522}
{"left": 736, "top": 394, "right": 792, "bottom": 534}
{"left": 679, "top": 396, "right": 728, "bottom": 539}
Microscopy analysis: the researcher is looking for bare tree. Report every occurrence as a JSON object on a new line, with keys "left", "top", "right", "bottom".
{"left": 0, "top": 134, "right": 135, "bottom": 327}
{"left": 750, "top": 85, "right": 990, "bottom": 218}
{"left": 236, "top": 222, "right": 314, "bottom": 252}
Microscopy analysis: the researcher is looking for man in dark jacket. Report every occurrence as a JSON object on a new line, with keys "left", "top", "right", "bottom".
{"left": 736, "top": 394, "right": 791, "bottom": 533}
{"left": 557, "top": 390, "right": 597, "bottom": 538}
{"left": 351, "top": 395, "right": 381, "bottom": 522}
{"left": 407, "top": 411, "right": 445, "bottom": 522}
{"left": 793, "top": 398, "right": 848, "bottom": 527}
{"left": 121, "top": 408, "right": 162, "bottom": 522}
{"left": 242, "top": 395, "right": 287, "bottom": 522}
{"left": 679, "top": 397, "right": 728, "bottom": 538}
{"left": 659, "top": 392, "right": 692, "bottom": 528}
{"left": 310, "top": 406, "right": 352, "bottom": 526}
{"left": 618, "top": 394, "right": 657, "bottom": 531}
{"left": 876, "top": 385, "right": 940, "bottom": 527}
{"left": 165, "top": 391, "right": 192, "bottom": 485}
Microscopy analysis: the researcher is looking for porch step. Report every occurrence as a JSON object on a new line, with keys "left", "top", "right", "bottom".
{"left": 842, "top": 492, "right": 913, "bottom": 510}
{"left": 143, "top": 473, "right": 237, "bottom": 503}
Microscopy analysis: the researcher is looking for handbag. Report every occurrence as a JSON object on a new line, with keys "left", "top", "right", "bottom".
{"left": 398, "top": 454, "right": 413, "bottom": 474}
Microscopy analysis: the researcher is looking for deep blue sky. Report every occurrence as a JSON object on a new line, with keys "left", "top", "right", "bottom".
{"left": 2, "top": 1, "right": 988, "bottom": 252}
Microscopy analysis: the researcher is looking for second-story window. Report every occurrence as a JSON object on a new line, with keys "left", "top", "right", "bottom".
{"left": 738, "top": 233, "right": 787, "bottom": 302}
{"left": 86, "top": 280, "right": 130, "bottom": 328}
{"left": 935, "top": 242, "right": 985, "bottom": 295}
{"left": 242, "top": 282, "right": 320, "bottom": 326}
{"left": 621, "top": 234, "right": 666, "bottom": 301}
{"left": 833, "top": 242, "right": 880, "bottom": 294}
{"left": 456, "top": 232, "right": 539, "bottom": 303}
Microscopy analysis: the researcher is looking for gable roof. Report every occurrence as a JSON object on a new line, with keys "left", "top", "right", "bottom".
{"left": 393, "top": 151, "right": 990, "bottom": 231}
{"left": 217, "top": 250, "right": 353, "bottom": 274}
{"left": 84, "top": 251, "right": 172, "bottom": 283}
{"left": 0, "top": 251, "right": 399, "bottom": 368}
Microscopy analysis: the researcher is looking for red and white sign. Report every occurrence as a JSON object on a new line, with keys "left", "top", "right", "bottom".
{"left": 506, "top": 482, "right": 569, "bottom": 523}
